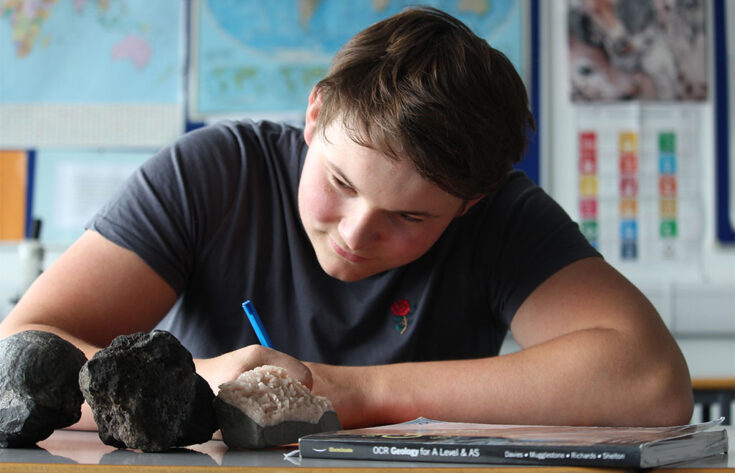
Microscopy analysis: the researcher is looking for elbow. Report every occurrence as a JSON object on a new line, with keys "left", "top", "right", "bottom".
{"left": 673, "top": 391, "right": 695, "bottom": 425}
{"left": 654, "top": 383, "right": 694, "bottom": 426}
{"left": 639, "top": 360, "right": 694, "bottom": 426}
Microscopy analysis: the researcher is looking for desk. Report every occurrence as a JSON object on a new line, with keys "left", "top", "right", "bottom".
{"left": 0, "top": 427, "right": 732, "bottom": 472}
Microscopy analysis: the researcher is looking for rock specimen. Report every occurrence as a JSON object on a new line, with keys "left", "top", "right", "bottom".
{"left": 214, "top": 365, "right": 341, "bottom": 449}
{"left": 0, "top": 330, "right": 87, "bottom": 447}
{"left": 78, "top": 330, "right": 217, "bottom": 452}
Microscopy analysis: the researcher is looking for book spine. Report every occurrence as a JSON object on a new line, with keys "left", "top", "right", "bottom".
{"left": 299, "top": 439, "right": 641, "bottom": 467}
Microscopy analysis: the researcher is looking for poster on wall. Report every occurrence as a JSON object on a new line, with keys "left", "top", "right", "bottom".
{"left": 33, "top": 150, "right": 149, "bottom": 246}
{"left": 189, "top": 0, "right": 528, "bottom": 122}
{"left": 567, "top": 0, "right": 708, "bottom": 277}
{"left": 567, "top": 0, "right": 707, "bottom": 102}
{"left": 576, "top": 104, "right": 703, "bottom": 276}
{"left": 0, "top": 0, "right": 184, "bottom": 148}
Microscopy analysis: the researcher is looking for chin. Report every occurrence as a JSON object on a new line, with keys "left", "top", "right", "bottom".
{"left": 321, "top": 263, "right": 371, "bottom": 283}
{"left": 316, "top": 255, "right": 376, "bottom": 282}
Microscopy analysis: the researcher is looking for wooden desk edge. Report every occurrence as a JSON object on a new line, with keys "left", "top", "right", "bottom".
{"left": 692, "top": 378, "right": 735, "bottom": 391}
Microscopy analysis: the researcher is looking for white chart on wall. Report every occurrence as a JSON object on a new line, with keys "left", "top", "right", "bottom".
{"left": 575, "top": 103, "right": 704, "bottom": 279}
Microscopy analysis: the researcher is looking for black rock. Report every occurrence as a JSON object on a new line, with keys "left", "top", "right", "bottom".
{"left": 78, "top": 330, "right": 218, "bottom": 452}
{"left": 214, "top": 398, "right": 341, "bottom": 449}
{"left": 0, "top": 330, "right": 87, "bottom": 447}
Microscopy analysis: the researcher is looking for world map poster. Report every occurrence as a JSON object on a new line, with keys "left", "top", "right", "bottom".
{"left": 190, "top": 0, "right": 527, "bottom": 121}
{"left": 0, "top": 0, "right": 183, "bottom": 147}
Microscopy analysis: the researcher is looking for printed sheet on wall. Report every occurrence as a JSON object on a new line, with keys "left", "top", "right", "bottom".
{"left": 188, "top": 0, "right": 528, "bottom": 123}
{"left": 568, "top": 0, "right": 707, "bottom": 278}
{"left": 0, "top": 1, "right": 184, "bottom": 148}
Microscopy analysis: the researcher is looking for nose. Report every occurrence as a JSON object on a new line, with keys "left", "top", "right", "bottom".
{"left": 338, "top": 202, "right": 381, "bottom": 251}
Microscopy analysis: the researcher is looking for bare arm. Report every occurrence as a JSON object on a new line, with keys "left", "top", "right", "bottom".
{"left": 0, "top": 230, "right": 179, "bottom": 429}
{"left": 1, "top": 237, "right": 693, "bottom": 430}
{"left": 0, "top": 231, "right": 314, "bottom": 431}
{"left": 0, "top": 230, "right": 178, "bottom": 356}
{"left": 302, "top": 257, "right": 693, "bottom": 428}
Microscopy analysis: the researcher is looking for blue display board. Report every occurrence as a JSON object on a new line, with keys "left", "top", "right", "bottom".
{"left": 714, "top": 0, "right": 735, "bottom": 243}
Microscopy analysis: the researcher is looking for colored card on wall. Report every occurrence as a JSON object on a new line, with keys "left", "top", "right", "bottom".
{"left": 0, "top": 150, "right": 27, "bottom": 240}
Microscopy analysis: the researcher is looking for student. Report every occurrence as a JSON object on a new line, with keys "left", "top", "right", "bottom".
{"left": 0, "top": 7, "right": 693, "bottom": 430}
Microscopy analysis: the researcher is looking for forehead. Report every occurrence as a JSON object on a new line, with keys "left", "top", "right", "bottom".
{"left": 320, "top": 120, "right": 412, "bottom": 178}
{"left": 320, "top": 112, "right": 407, "bottom": 162}
{"left": 316, "top": 121, "right": 462, "bottom": 213}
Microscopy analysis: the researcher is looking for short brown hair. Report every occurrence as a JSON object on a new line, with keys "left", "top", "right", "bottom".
{"left": 313, "top": 7, "right": 536, "bottom": 199}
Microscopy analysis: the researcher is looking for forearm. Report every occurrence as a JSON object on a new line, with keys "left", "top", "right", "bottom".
{"left": 307, "top": 327, "right": 693, "bottom": 429}
{"left": 0, "top": 321, "right": 102, "bottom": 360}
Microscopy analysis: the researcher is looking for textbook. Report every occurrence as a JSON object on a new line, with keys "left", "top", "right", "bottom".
{"left": 298, "top": 417, "right": 728, "bottom": 468}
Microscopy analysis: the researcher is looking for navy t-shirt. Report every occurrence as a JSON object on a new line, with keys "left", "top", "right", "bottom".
{"left": 88, "top": 120, "right": 599, "bottom": 361}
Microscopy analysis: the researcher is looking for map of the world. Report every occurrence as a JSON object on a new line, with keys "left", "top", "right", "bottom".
{"left": 193, "top": 0, "right": 525, "bottom": 119}
{"left": 0, "top": 0, "right": 180, "bottom": 104}
{"left": 1, "top": 0, "right": 525, "bottom": 124}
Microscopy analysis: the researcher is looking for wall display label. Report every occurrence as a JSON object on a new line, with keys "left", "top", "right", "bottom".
{"left": 576, "top": 104, "right": 702, "bottom": 270}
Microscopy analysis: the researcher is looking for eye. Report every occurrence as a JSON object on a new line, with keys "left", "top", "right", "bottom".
{"left": 329, "top": 174, "right": 354, "bottom": 192}
{"left": 399, "top": 213, "right": 424, "bottom": 223}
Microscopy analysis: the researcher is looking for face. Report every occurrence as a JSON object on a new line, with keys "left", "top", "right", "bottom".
{"left": 298, "top": 95, "right": 472, "bottom": 282}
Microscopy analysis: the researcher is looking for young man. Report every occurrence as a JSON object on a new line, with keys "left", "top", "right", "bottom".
{"left": 0, "top": 7, "right": 692, "bottom": 430}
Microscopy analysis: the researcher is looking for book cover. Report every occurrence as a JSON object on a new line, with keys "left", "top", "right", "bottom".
{"left": 299, "top": 417, "right": 728, "bottom": 468}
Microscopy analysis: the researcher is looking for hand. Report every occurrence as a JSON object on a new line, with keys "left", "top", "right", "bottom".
{"left": 194, "top": 345, "right": 313, "bottom": 394}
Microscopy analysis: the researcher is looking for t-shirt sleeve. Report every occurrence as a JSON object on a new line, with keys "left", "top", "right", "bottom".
{"left": 477, "top": 172, "right": 601, "bottom": 326}
{"left": 86, "top": 122, "right": 247, "bottom": 294}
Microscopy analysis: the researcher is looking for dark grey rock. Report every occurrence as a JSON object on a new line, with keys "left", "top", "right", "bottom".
{"left": 78, "top": 330, "right": 217, "bottom": 452}
{"left": 214, "top": 397, "right": 341, "bottom": 449}
{"left": 0, "top": 330, "right": 87, "bottom": 447}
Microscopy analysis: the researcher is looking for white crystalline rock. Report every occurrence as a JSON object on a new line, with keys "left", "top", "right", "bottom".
{"left": 216, "top": 365, "right": 335, "bottom": 427}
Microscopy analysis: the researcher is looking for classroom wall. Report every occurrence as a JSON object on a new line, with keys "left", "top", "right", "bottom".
{"left": 543, "top": 0, "right": 735, "bottom": 323}
{"left": 539, "top": 1, "right": 734, "bottom": 378}
{"left": 1, "top": 0, "right": 733, "bottom": 376}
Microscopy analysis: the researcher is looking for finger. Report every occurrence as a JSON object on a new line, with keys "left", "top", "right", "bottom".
{"left": 240, "top": 345, "right": 314, "bottom": 390}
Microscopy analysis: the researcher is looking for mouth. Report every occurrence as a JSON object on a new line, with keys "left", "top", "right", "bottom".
{"left": 329, "top": 237, "right": 368, "bottom": 263}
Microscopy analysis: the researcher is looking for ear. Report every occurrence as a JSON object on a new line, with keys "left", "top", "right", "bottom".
{"left": 304, "top": 87, "right": 322, "bottom": 146}
{"left": 456, "top": 196, "right": 484, "bottom": 217}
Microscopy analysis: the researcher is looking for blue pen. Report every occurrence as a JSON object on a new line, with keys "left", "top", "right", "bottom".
{"left": 242, "top": 300, "right": 273, "bottom": 348}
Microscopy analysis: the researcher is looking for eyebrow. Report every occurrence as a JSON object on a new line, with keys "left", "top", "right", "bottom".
{"left": 326, "top": 161, "right": 442, "bottom": 218}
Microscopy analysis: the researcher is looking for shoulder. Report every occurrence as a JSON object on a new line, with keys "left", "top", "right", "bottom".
{"left": 449, "top": 170, "right": 599, "bottom": 322}
{"left": 141, "top": 120, "right": 306, "bottom": 189}
{"left": 482, "top": 171, "right": 552, "bottom": 212}
{"left": 459, "top": 170, "right": 570, "bottom": 235}
{"left": 173, "top": 119, "right": 306, "bottom": 162}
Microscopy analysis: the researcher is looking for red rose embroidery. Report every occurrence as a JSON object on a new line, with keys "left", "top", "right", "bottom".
{"left": 391, "top": 299, "right": 410, "bottom": 316}
{"left": 391, "top": 299, "right": 411, "bottom": 334}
